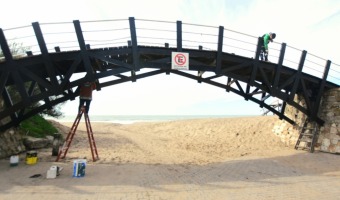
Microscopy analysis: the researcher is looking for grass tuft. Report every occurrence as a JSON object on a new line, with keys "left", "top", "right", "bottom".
{"left": 20, "top": 115, "right": 58, "bottom": 138}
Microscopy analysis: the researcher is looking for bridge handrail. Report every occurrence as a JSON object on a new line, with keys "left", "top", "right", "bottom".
{"left": 0, "top": 18, "right": 339, "bottom": 85}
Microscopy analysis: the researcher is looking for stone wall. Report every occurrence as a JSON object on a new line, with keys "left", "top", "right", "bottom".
{"left": 272, "top": 95, "right": 303, "bottom": 147}
{"left": 318, "top": 88, "right": 340, "bottom": 153}
{"left": 272, "top": 88, "right": 340, "bottom": 153}
{"left": 0, "top": 97, "right": 26, "bottom": 159}
{"left": 0, "top": 127, "right": 26, "bottom": 159}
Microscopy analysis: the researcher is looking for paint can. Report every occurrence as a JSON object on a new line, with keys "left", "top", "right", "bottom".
{"left": 73, "top": 159, "right": 86, "bottom": 177}
{"left": 10, "top": 155, "right": 19, "bottom": 167}
{"left": 26, "top": 150, "right": 38, "bottom": 165}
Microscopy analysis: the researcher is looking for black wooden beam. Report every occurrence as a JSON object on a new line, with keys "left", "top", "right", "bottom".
{"left": 2, "top": 88, "right": 18, "bottom": 122}
{"left": 249, "top": 37, "right": 262, "bottom": 85}
{"left": 73, "top": 20, "right": 96, "bottom": 81}
{"left": 59, "top": 54, "right": 82, "bottom": 89}
{"left": 0, "top": 28, "right": 13, "bottom": 61}
{"left": 258, "top": 66, "right": 272, "bottom": 93}
{"left": 216, "top": 26, "right": 224, "bottom": 74}
{"left": 300, "top": 79, "right": 312, "bottom": 113}
{"left": 245, "top": 84, "right": 250, "bottom": 100}
{"left": 32, "top": 22, "right": 59, "bottom": 88}
{"left": 221, "top": 61, "right": 252, "bottom": 74}
{"left": 289, "top": 50, "right": 307, "bottom": 102}
{"left": 312, "top": 60, "right": 331, "bottom": 119}
{"left": 176, "top": 21, "right": 182, "bottom": 52}
{"left": 129, "top": 17, "right": 140, "bottom": 71}
{"left": 272, "top": 43, "right": 286, "bottom": 95}
{"left": 226, "top": 77, "right": 233, "bottom": 92}
{"left": 0, "top": 71, "right": 9, "bottom": 96}
{"left": 280, "top": 100, "right": 287, "bottom": 120}
{"left": 278, "top": 74, "right": 296, "bottom": 91}
{"left": 11, "top": 69, "right": 30, "bottom": 105}
{"left": 0, "top": 29, "right": 11, "bottom": 95}
{"left": 89, "top": 52, "right": 133, "bottom": 70}
{"left": 20, "top": 67, "right": 53, "bottom": 90}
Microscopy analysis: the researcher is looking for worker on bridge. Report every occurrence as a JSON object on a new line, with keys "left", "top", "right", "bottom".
{"left": 259, "top": 32, "right": 276, "bottom": 61}
{"left": 78, "top": 81, "right": 96, "bottom": 114}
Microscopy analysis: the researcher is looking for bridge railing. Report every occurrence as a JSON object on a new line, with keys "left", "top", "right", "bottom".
{"left": 40, "top": 22, "right": 80, "bottom": 53}
{"left": 1, "top": 25, "right": 40, "bottom": 57}
{"left": 0, "top": 18, "right": 339, "bottom": 85}
{"left": 81, "top": 19, "right": 131, "bottom": 49}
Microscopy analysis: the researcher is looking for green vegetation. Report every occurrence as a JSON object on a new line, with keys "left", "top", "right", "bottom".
{"left": 20, "top": 115, "right": 58, "bottom": 138}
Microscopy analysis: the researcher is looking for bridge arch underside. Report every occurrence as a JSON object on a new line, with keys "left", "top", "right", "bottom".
{"left": 0, "top": 46, "right": 338, "bottom": 131}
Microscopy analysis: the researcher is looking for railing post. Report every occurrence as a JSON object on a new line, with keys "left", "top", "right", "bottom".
{"left": 216, "top": 26, "right": 224, "bottom": 74}
{"left": 312, "top": 60, "right": 331, "bottom": 119}
{"left": 289, "top": 50, "right": 307, "bottom": 102}
{"left": 55, "top": 46, "right": 61, "bottom": 52}
{"left": 272, "top": 43, "right": 286, "bottom": 95}
{"left": 0, "top": 29, "right": 13, "bottom": 103}
{"left": 32, "top": 22, "right": 59, "bottom": 87}
{"left": 73, "top": 20, "right": 96, "bottom": 80}
{"left": 0, "top": 28, "right": 13, "bottom": 61}
{"left": 176, "top": 21, "right": 182, "bottom": 52}
{"left": 254, "top": 37, "right": 262, "bottom": 61}
{"left": 129, "top": 17, "right": 139, "bottom": 71}
{"left": 249, "top": 37, "right": 262, "bottom": 85}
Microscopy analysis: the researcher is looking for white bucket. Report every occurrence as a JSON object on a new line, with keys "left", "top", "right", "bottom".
{"left": 10, "top": 155, "right": 19, "bottom": 167}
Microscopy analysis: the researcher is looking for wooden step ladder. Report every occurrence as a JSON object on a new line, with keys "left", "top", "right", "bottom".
{"left": 55, "top": 106, "right": 99, "bottom": 162}
{"left": 294, "top": 118, "right": 319, "bottom": 153}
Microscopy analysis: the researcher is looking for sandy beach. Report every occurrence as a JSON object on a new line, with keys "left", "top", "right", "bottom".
{"left": 44, "top": 115, "right": 290, "bottom": 164}
{"left": 1, "top": 115, "right": 340, "bottom": 200}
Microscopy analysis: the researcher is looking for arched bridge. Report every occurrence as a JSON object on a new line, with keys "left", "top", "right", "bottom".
{"left": 0, "top": 17, "right": 339, "bottom": 131}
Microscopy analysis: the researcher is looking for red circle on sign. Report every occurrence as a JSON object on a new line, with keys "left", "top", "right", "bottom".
{"left": 174, "top": 54, "right": 186, "bottom": 66}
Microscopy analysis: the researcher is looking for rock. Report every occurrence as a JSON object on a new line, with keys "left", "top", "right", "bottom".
{"left": 23, "top": 136, "right": 51, "bottom": 150}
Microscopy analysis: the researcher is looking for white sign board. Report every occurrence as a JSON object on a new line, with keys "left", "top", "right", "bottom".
{"left": 171, "top": 52, "right": 189, "bottom": 70}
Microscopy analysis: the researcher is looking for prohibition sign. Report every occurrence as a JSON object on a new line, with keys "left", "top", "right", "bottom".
{"left": 174, "top": 53, "right": 187, "bottom": 66}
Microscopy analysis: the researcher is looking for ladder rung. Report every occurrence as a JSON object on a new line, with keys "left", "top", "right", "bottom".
{"left": 302, "top": 133, "right": 314, "bottom": 136}
{"left": 302, "top": 128, "right": 315, "bottom": 131}
{"left": 300, "top": 138, "right": 312, "bottom": 142}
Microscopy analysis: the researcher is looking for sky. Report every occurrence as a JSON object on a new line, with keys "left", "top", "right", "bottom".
{"left": 0, "top": 0, "right": 339, "bottom": 116}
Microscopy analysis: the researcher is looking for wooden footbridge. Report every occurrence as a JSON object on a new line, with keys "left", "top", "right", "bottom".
{"left": 0, "top": 17, "right": 339, "bottom": 131}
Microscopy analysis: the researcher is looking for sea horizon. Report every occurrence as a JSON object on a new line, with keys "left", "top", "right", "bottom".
{"left": 49, "top": 114, "right": 258, "bottom": 124}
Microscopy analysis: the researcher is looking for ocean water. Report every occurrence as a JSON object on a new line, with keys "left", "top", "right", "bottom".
{"left": 53, "top": 115, "right": 249, "bottom": 124}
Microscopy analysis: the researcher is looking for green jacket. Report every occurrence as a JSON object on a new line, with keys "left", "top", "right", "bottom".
{"left": 262, "top": 33, "right": 271, "bottom": 50}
